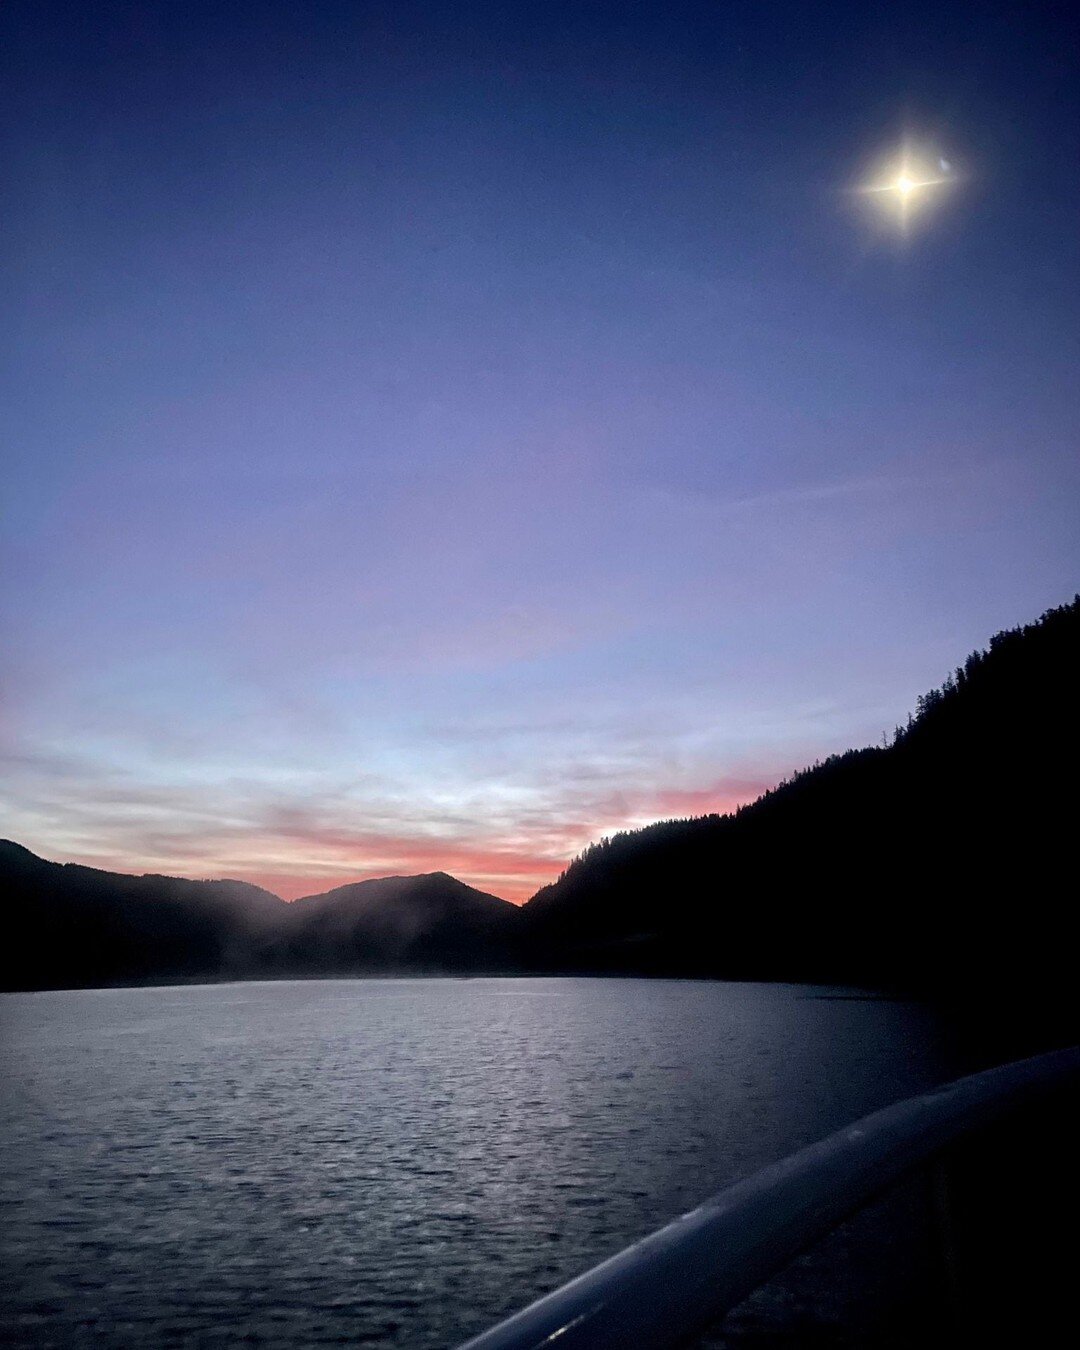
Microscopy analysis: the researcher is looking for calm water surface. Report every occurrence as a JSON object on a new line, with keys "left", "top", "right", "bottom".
{"left": 1, "top": 979, "right": 953, "bottom": 1347}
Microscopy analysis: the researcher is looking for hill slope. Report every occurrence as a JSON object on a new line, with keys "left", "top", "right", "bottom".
{"left": 277, "top": 873, "right": 522, "bottom": 974}
{"left": 521, "top": 596, "right": 1080, "bottom": 987}
{"left": 0, "top": 841, "right": 287, "bottom": 991}
{"left": 0, "top": 846, "right": 522, "bottom": 990}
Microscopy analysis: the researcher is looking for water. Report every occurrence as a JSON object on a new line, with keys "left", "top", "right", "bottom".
{"left": 1, "top": 978, "right": 953, "bottom": 1347}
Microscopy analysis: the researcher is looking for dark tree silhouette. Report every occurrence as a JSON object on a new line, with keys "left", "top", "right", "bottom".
{"left": 520, "top": 596, "right": 1080, "bottom": 990}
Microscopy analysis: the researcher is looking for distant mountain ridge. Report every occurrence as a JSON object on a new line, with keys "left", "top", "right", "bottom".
{"left": 0, "top": 840, "right": 287, "bottom": 991}
{"left": 0, "top": 847, "right": 521, "bottom": 991}
{"left": 272, "top": 872, "right": 522, "bottom": 975}
{"left": 3, "top": 595, "right": 1077, "bottom": 992}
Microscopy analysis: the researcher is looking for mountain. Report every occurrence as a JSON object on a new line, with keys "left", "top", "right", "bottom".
{"left": 0, "top": 845, "right": 521, "bottom": 990}
{"left": 274, "top": 873, "right": 522, "bottom": 975}
{"left": 0, "top": 840, "right": 287, "bottom": 991}
{"left": 520, "top": 596, "right": 1080, "bottom": 988}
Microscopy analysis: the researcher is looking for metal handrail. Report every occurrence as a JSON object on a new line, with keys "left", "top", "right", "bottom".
{"left": 456, "top": 1045, "right": 1080, "bottom": 1350}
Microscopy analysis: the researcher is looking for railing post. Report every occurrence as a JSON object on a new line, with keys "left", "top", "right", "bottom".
{"left": 929, "top": 1155, "right": 965, "bottom": 1340}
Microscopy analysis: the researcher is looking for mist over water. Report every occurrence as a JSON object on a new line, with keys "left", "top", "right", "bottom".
{"left": 2, "top": 979, "right": 953, "bottom": 1346}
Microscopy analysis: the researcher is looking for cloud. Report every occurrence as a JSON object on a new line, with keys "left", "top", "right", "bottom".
{"left": 0, "top": 740, "right": 785, "bottom": 905}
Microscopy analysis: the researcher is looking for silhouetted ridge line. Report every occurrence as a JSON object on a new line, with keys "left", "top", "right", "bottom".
{"left": 3, "top": 594, "right": 1077, "bottom": 991}
{"left": 521, "top": 595, "right": 1079, "bottom": 987}
{"left": 272, "top": 872, "right": 522, "bottom": 976}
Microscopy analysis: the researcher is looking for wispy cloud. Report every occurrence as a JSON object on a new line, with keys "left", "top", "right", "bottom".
{"left": 0, "top": 740, "right": 784, "bottom": 904}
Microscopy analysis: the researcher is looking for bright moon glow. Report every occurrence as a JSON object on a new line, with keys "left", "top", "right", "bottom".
{"left": 856, "top": 141, "right": 955, "bottom": 230}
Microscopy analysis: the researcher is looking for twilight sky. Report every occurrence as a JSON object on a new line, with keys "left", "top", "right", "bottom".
{"left": 3, "top": 1, "right": 1078, "bottom": 901}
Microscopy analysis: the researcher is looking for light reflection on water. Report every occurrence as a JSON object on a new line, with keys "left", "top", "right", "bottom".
{"left": 1, "top": 978, "right": 950, "bottom": 1346}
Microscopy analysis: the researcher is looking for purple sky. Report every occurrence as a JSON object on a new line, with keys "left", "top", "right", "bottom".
{"left": 3, "top": 2, "right": 1078, "bottom": 901}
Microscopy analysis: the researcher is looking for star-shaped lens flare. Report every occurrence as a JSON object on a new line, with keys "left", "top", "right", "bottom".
{"left": 855, "top": 142, "right": 955, "bottom": 231}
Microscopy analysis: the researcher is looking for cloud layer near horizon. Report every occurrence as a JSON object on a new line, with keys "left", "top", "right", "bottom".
{"left": 1, "top": 741, "right": 782, "bottom": 902}
{"left": 3, "top": 451, "right": 1075, "bottom": 903}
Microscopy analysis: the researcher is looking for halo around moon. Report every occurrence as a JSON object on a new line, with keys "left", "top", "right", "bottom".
{"left": 853, "top": 139, "right": 957, "bottom": 232}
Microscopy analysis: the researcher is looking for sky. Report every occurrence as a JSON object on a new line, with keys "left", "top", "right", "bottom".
{"left": 2, "top": 1, "right": 1078, "bottom": 902}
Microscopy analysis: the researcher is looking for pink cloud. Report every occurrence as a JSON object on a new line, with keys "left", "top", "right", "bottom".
{"left": 3, "top": 745, "right": 789, "bottom": 907}
{"left": 189, "top": 774, "right": 778, "bottom": 904}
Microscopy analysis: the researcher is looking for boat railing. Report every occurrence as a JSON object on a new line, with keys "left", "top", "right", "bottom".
{"left": 455, "top": 1045, "right": 1080, "bottom": 1350}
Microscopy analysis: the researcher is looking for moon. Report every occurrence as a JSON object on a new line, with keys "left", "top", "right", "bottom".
{"left": 855, "top": 141, "right": 955, "bottom": 230}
